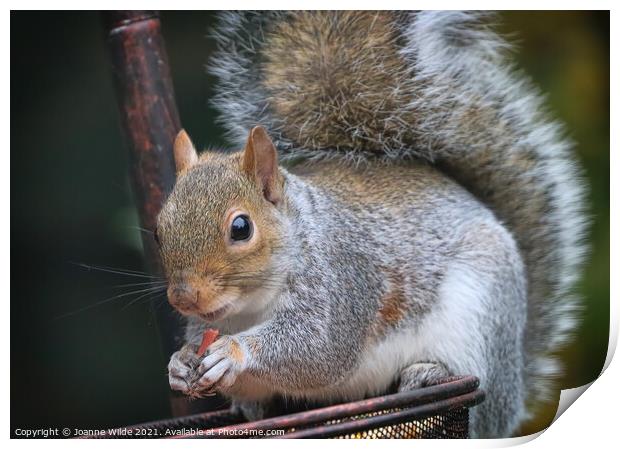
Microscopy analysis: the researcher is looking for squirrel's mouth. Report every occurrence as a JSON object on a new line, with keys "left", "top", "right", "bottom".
{"left": 198, "top": 304, "right": 231, "bottom": 323}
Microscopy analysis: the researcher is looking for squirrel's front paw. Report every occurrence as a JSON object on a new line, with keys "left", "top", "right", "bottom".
{"left": 168, "top": 343, "right": 200, "bottom": 395}
{"left": 196, "top": 335, "right": 247, "bottom": 394}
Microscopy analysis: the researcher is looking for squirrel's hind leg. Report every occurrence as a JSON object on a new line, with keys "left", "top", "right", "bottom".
{"left": 397, "top": 362, "right": 451, "bottom": 391}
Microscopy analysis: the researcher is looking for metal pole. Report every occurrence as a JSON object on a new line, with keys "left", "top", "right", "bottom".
{"left": 102, "top": 10, "right": 205, "bottom": 417}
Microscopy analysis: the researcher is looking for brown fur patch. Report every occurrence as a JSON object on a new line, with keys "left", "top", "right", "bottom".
{"left": 228, "top": 339, "right": 245, "bottom": 363}
{"left": 262, "top": 11, "right": 418, "bottom": 153}
{"left": 289, "top": 159, "right": 451, "bottom": 211}
{"left": 372, "top": 269, "right": 408, "bottom": 338}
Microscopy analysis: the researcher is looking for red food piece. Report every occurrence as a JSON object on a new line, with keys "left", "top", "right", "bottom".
{"left": 196, "top": 328, "right": 219, "bottom": 357}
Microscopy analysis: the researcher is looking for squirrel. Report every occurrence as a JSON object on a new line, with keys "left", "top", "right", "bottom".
{"left": 158, "top": 11, "right": 587, "bottom": 438}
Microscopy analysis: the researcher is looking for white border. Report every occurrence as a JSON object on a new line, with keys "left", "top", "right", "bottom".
{"left": 4, "top": 2, "right": 615, "bottom": 447}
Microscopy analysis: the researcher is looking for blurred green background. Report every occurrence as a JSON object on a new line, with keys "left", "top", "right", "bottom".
{"left": 10, "top": 11, "right": 609, "bottom": 437}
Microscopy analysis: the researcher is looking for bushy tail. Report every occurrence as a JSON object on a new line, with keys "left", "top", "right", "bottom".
{"left": 209, "top": 11, "right": 588, "bottom": 405}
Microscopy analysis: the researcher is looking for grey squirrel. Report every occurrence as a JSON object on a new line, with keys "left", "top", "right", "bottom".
{"left": 158, "top": 11, "right": 587, "bottom": 437}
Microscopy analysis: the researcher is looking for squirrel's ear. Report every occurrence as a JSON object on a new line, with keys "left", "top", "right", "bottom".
{"left": 242, "top": 126, "right": 281, "bottom": 205}
{"left": 173, "top": 129, "right": 198, "bottom": 174}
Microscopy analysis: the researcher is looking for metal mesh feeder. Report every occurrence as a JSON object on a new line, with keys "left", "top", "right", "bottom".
{"left": 97, "top": 376, "right": 484, "bottom": 439}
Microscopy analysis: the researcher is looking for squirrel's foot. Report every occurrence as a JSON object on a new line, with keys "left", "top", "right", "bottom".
{"left": 195, "top": 335, "right": 246, "bottom": 394}
{"left": 398, "top": 362, "right": 450, "bottom": 391}
{"left": 168, "top": 343, "right": 201, "bottom": 395}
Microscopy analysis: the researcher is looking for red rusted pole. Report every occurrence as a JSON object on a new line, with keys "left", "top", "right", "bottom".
{"left": 102, "top": 10, "right": 194, "bottom": 417}
{"left": 103, "top": 10, "right": 178, "bottom": 265}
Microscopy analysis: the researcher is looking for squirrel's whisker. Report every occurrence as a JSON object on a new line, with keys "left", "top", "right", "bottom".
{"left": 73, "top": 262, "right": 163, "bottom": 280}
{"left": 126, "top": 225, "right": 155, "bottom": 235}
{"left": 121, "top": 290, "right": 167, "bottom": 311}
{"left": 53, "top": 285, "right": 167, "bottom": 320}
{"left": 113, "top": 280, "right": 169, "bottom": 289}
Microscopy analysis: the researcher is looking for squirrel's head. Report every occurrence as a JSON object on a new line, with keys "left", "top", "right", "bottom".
{"left": 156, "top": 126, "right": 285, "bottom": 322}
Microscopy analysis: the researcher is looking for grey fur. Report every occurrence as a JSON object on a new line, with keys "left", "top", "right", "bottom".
{"left": 208, "top": 10, "right": 587, "bottom": 409}
{"left": 162, "top": 10, "right": 588, "bottom": 438}
{"left": 166, "top": 160, "right": 529, "bottom": 436}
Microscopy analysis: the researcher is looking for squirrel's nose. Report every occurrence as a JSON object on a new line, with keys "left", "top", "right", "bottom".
{"left": 168, "top": 284, "right": 198, "bottom": 309}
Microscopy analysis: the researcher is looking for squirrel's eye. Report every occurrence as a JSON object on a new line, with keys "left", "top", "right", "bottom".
{"left": 153, "top": 228, "right": 160, "bottom": 246}
{"left": 230, "top": 215, "right": 252, "bottom": 241}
